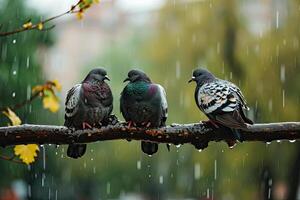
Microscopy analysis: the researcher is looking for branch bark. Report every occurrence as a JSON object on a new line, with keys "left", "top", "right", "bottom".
{"left": 0, "top": 122, "right": 299, "bottom": 149}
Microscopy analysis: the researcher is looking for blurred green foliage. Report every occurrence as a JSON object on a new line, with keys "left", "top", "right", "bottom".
{"left": 1, "top": 0, "right": 300, "bottom": 199}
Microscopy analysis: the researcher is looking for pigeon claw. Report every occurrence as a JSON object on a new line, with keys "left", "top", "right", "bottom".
{"left": 202, "top": 120, "right": 219, "bottom": 128}
{"left": 82, "top": 122, "right": 92, "bottom": 129}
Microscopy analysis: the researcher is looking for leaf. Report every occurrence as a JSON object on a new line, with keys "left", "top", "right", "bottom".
{"left": 14, "top": 144, "right": 39, "bottom": 165}
{"left": 43, "top": 90, "right": 60, "bottom": 113}
{"left": 37, "top": 23, "right": 43, "bottom": 30}
{"left": 23, "top": 22, "right": 33, "bottom": 29}
{"left": 76, "top": 10, "right": 84, "bottom": 20}
{"left": 2, "top": 108, "right": 21, "bottom": 126}
{"left": 52, "top": 79, "right": 62, "bottom": 91}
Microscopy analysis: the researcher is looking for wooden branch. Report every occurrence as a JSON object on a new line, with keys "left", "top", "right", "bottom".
{"left": 0, "top": 122, "right": 299, "bottom": 150}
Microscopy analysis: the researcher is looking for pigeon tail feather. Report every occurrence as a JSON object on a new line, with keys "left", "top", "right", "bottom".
{"left": 67, "top": 144, "right": 87, "bottom": 159}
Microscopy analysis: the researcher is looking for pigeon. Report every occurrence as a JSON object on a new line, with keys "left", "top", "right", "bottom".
{"left": 188, "top": 68, "right": 253, "bottom": 142}
{"left": 64, "top": 68, "right": 113, "bottom": 159}
{"left": 120, "top": 69, "right": 168, "bottom": 155}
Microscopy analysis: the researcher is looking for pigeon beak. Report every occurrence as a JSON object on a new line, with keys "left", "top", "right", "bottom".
{"left": 123, "top": 77, "right": 130, "bottom": 82}
{"left": 188, "top": 77, "right": 195, "bottom": 83}
{"left": 104, "top": 75, "right": 110, "bottom": 81}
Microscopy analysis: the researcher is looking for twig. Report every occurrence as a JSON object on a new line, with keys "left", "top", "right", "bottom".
{"left": 0, "top": 122, "right": 299, "bottom": 150}
{"left": 0, "top": 92, "right": 40, "bottom": 112}
{"left": 0, "top": 0, "right": 88, "bottom": 37}
{"left": 0, "top": 154, "right": 25, "bottom": 165}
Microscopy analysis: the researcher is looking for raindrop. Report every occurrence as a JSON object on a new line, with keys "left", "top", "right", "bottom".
{"left": 207, "top": 188, "right": 210, "bottom": 198}
{"left": 266, "top": 141, "right": 272, "bottom": 145}
{"left": 12, "top": 92, "right": 16, "bottom": 98}
{"left": 282, "top": 90, "right": 285, "bottom": 108}
{"left": 268, "top": 99, "right": 273, "bottom": 112}
{"left": 42, "top": 173, "right": 45, "bottom": 187}
{"left": 289, "top": 140, "right": 296, "bottom": 143}
{"left": 55, "top": 190, "right": 58, "bottom": 200}
{"left": 159, "top": 176, "right": 164, "bottom": 184}
{"left": 148, "top": 154, "right": 152, "bottom": 157}
{"left": 48, "top": 188, "right": 51, "bottom": 200}
{"left": 198, "top": 149, "right": 202, "bottom": 152}
{"left": 137, "top": 160, "right": 141, "bottom": 170}
{"left": 28, "top": 185, "right": 31, "bottom": 198}
{"left": 277, "top": 140, "right": 281, "bottom": 143}
{"left": 91, "top": 158, "right": 94, "bottom": 161}
{"left": 83, "top": 161, "right": 86, "bottom": 168}
{"left": 106, "top": 182, "right": 111, "bottom": 195}
{"left": 93, "top": 167, "right": 96, "bottom": 174}
{"left": 194, "top": 163, "right": 201, "bottom": 180}
{"left": 214, "top": 160, "right": 217, "bottom": 180}
{"left": 280, "top": 65, "right": 285, "bottom": 83}
{"left": 26, "top": 57, "right": 30, "bottom": 68}
{"left": 276, "top": 11, "right": 279, "bottom": 29}
{"left": 148, "top": 174, "right": 151, "bottom": 178}
{"left": 42, "top": 146, "right": 46, "bottom": 170}
{"left": 175, "top": 144, "right": 181, "bottom": 148}
{"left": 13, "top": 70, "right": 17, "bottom": 75}
{"left": 13, "top": 39, "right": 16, "bottom": 44}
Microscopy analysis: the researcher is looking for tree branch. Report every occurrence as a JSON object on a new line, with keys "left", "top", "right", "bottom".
{"left": 0, "top": 0, "right": 92, "bottom": 37}
{"left": 0, "top": 122, "right": 299, "bottom": 149}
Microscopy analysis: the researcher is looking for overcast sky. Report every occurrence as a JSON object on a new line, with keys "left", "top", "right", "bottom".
{"left": 28, "top": 0, "right": 164, "bottom": 15}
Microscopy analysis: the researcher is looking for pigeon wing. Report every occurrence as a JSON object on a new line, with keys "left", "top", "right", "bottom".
{"left": 157, "top": 84, "right": 168, "bottom": 126}
{"left": 197, "top": 82, "right": 238, "bottom": 114}
{"left": 65, "top": 84, "right": 82, "bottom": 118}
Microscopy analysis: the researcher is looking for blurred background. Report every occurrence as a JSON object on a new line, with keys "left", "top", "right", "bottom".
{"left": 0, "top": 0, "right": 300, "bottom": 199}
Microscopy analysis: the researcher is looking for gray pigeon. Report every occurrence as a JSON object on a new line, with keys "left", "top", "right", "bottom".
{"left": 65, "top": 68, "right": 113, "bottom": 158}
{"left": 120, "top": 69, "right": 168, "bottom": 155}
{"left": 189, "top": 68, "right": 253, "bottom": 141}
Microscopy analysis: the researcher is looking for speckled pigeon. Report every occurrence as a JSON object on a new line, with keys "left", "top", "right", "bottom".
{"left": 120, "top": 69, "right": 168, "bottom": 155}
{"left": 65, "top": 68, "right": 113, "bottom": 159}
{"left": 189, "top": 68, "right": 253, "bottom": 141}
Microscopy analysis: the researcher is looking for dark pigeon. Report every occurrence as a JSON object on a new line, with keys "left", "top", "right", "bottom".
{"left": 189, "top": 68, "right": 253, "bottom": 142}
{"left": 65, "top": 68, "right": 113, "bottom": 158}
{"left": 120, "top": 69, "right": 168, "bottom": 155}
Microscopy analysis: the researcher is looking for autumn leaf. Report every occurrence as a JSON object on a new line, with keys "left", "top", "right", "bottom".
{"left": 3, "top": 108, "right": 21, "bottom": 126}
{"left": 14, "top": 144, "right": 39, "bottom": 165}
{"left": 43, "top": 90, "right": 60, "bottom": 113}
{"left": 52, "top": 79, "right": 62, "bottom": 91}
{"left": 37, "top": 23, "right": 43, "bottom": 30}
{"left": 23, "top": 21, "right": 33, "bottom": 29}
{"left": 76, "top": 10, "right": 84, "bottom": 20}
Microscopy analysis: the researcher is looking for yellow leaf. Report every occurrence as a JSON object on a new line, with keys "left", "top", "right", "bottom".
{"left": 77, "top": 11, "right": 84, "bottom": 20}
{"left": 37, "top": 23, "right": 43, "bottom": 30}
{"left": 14, "top": 144, "right": 39, "bottom": 165}
{"left": 43, "top": 92, "right": 60, "bottom": 113}
{"left": 3, "top": 108, "right": 21, "bottom": 126}
{"left": 23, "top": 22, "right": 33, "bottom": 29}
{"left": 94, "top": 0, "right": 100, "bottom": 3}
{"left": 52, "top": 80, "right": 62, "bottom": 92}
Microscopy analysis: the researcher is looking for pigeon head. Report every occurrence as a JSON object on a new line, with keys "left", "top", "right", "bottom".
{"left": 188, "top": 68, "right": 215, "bottom": 86}
{"left": 83, "top": 68, "right": 110, "bottom": 83}
{"left": 123, "top": 69, "right": 151, "bottom": 83}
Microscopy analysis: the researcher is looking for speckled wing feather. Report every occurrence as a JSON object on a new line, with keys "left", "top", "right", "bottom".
{"left": 196, "top": 80, "right": 251, "bottom": 129}
{"left": 156, "top": 84, "right": 168, "bottom": 125}
{"left": 197, "top": 80, "right": 247, "bottom": 114}
{"left": 65, "top": 84, "right": 81, "bottom": 118}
